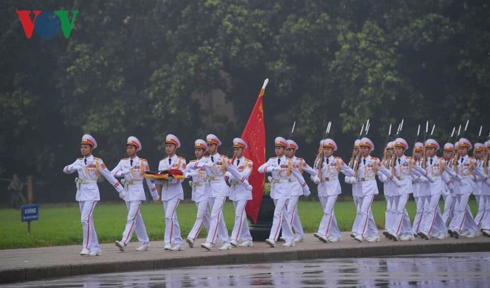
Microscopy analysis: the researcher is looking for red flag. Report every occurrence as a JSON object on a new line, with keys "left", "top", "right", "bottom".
{"left": 243, "top": 79, "right": 268, "bottom": 224}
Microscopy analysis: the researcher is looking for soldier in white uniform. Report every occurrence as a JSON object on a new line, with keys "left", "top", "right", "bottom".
{"left": 192, "top": 134, "right": 232, "bottom": 251}
{"left": 158, "top": 134, "right": 186, "bottom": 251}
{"left": 347, "top": 137, "right": 401, "bottom": 242}
{"left": 227, "top": 138, "right": 254, "bottom": 247}
{"left": 413, "top": 139, "right": 447, "bottom": 240}
{"left": 473, "top": 142, "right": 485, "bottom": 227}
{"left": 112, "top": 136, "right": 160, "bottom": 252}
{"left": 313, "top": 138, "right": 354, "bottom": 243}
{"left": 411, "top": 142, "right": 428, "bottom": 236}
{"left": 184, "top": 139, "right": 211, "bottom": 247}
{"left": 444, "top": 138, "right": 485, "bottom": 238}
{"left": 285, "top": 139, "right": 318, "bottom": 243}
{"left": 379, "top": 141, "right": 396, "bottom": 238}
{"left": 63, "top": 134, "right": 125, "bottom": 256}
{"left": 479, "top": 140, "right": 490, "bottom": 236}
{"left": 441, "top": 142, "right": 456, "bottom": 225}
{"left": 258, "top": 136, "right": 310, "bottom": 248}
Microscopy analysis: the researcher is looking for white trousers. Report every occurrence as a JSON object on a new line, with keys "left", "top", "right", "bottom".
{"left": 351, "top": 195, "right": 360, "bottom": 233}
{"left": 121, "top": 200, "right": 149, "bottom": 245}
{"left": 283, "top": 195, "right": 305, "bottom": 239}
{"left": 163, "top": 197, "right": 183, "bottom": 245}
{"left": 384, "top": 195, "right": 395, "bottom": 232}
{"left": 442, "top": 194, "right": 455, "bottom": 225}
{"left": 390, "top": 194, "right": 412, "bottom": 236}
{"left": 79, "top": 201, "right": 100, "bottom": 252}
{"left": 230, "top": 200, "right": 252, "bottom": 242}
{"left": 270, "top": 198, "right": 294, "bottom": 242}
{"left": 449, "top": 193, "right": 478, "bottom": 233}
{"left": 206, "top": 196, "right": 229, "bottom": 244}
{"left": 187, "top": 200, "right": 211, "bottom": 240}
{"left": 317, "top": 195, "right": 341, "bottom": 238}
{"left": 412, "top": 196, "right": 425, "bottom": 234}
{"left": 353, "top": 195, "right": 378, "bottom": 237}
{"left": 474, "top": 195, "right": 485, "bottom": 227}
{"left": 420, "top": 194, "right": 446, "bottom": 235}
{"left": 480, "top": 195, "right": 490, "bottom": 230}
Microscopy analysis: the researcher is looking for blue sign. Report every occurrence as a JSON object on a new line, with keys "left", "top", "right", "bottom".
{"left": 21, "top": 204, "right": 39, "bottom": 222}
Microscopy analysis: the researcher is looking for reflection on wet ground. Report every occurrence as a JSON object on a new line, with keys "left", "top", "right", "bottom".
{"left": 7, "top": 252, "right": 490, "bottom": 287}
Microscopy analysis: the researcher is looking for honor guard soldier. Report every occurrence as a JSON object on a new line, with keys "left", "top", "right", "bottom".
{"left": 258, "top": 136, "right": 310, "bottom": 248}
{"left": 227, "top": 138, "right": 254, "bottom": 247}
{"left": 348, "top": 139, "right": 367, "bottom": 238}
{"left": 285, "top": 139, "right": 318, "bottom": 243}
{"left": 411, "top": 142, "right": 428, "bottom": 236}
{"left": 158, "top": 134, "right": 186, "bottom": 251}
{"left": 347, "top": 137, "right": 401, "bottom": 242}
{"left": 441, "top": 142, "right": 456, "bottom": 225}
{"left": 444, "top": 138, "right": 485, "bottom": 238}
{"left": 112, "top": 136, "right": 159, "bottom": 252}
{"left": 191, "top": 134, "right": 232, "bottom": 251}
{"left": 379, "top": 141, "right": 396, "bottom": 238}
{"left": 63, "top": 134, "right": 125, "bottom": 256}
{"left": 313, "top": 138, "right": 354, "bottom": 243}
{"left": 413, "top": 139, "right": 447, "bottom": 240}
{"left": 473, "top": 142, "right": 486, "bottom": 227}
{"left": 184, "top": 139, "right": 212, "bottom": 247}
{"left": 480, "top": 140, "right": 490, "bottom": 236}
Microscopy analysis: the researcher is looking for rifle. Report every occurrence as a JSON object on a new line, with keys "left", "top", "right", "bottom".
{"left": 412, "top": 124, "right": 421, "bottom": 162}
{"left": 421, "top": 121, "right": 429, "bottom": 169}
{"left": 353, "top": 119, "right": 370, "bottom": 177}
{"left": 349, "top": 124, "right": 364, "bottom": 169}
{"left": 390, "top": 119, "right": 404, "bottom": 169}
{"left": 316, "top": 121, "right": 331, "bottom": 170}
{"left": 289, "top": 121, "right": 296, "bottom": 140}
{"left": 383, "top": 124, "right": 392, "bottom": 168}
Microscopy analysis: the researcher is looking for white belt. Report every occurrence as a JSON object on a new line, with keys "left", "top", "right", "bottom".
{"left": 230, "top": 180, "right": 242, "bottom": 185}
{"left": 396, "top": 176, "right": 411, "bottom": 180}
{"left": 125, "top": 180, "right": 143, "bottom": 185}
{"left": 359, "top": 177, "right": 375, "bottom": 181}
{"left": 322, "top": 176, "right": 338, "bottom": 182}
{"left": 191, "top": 182, "right": 205, "bottom": 187}
{"left": 208, "top": 176, "right": 225, "bottom": 181}
{"left": 272, "top": 179, "right": 295, "bottom": 183}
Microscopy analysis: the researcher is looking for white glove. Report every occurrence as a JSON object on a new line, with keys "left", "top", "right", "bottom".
{"left": 303, "top": 187, "right": 311, "bottom": 197}
{"left": 151, "top": 192, "right": 159, "bottom": 203}
{"left": 121, "top": 169, "right": 131, "bottom": 176}
{"left": 453, "top": 174, "right": 462, "bottom": 182}
{"left": 310, "top": 175, "right": 321, "bottom": 184}
{"left": 427, "top": 174, "right": 435, "bottom": 183}
{"left": 74, "top": 164, "right": 84, "bottom": 172}
{"left": 245, "top": 184, "right": 253, "bottom": 191}
{"left": 346, "top": 176, "right": 357, "bottom": 184}
{"left": 392, "top": 178, "right": 402, "bottom": 187}
{"left": 271, "top": 166, "right": 282, "bottom": 171}
{"left": 484, "top": 177, "right": 490, "bottom": 186}
{"left": 419, "top": 176, "right": 429, "bottom": 183}
{"left": 119, "top": 191, "right": 126, "bottom": 200}
{"left": 188, "top": 181, "right": 193, "bottom": 187}
{"left": 267, "top": 176, "right": 273, "bottom": 183}
{"left": 204, "top": 162, "right": 215, "bottom": 168}
{"left": 447, "top": 182, "right": 455, "bottom": 190}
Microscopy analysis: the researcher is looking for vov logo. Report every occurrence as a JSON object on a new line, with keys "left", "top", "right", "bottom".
{"left": 16, "top": 10, "right": 79, "bottom": 39}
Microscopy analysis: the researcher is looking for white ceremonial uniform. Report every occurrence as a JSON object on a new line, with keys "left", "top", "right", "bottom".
{"left": 228, "top": 156, "right": 253, "bottom": 243}
{"left": 64, "top": 155, "right": 124, "bottom": 253}
{"left": 285, "top": 155, "right": 316, "bottom": 241}
{"left": 418, "top": 156, "right": 448, "bottom": 237}
{"left": 158, "top": 154, "right": 186, "bottom": 245}
{"left": 478, "top": 158, "right": 490, "bottom": 232}
{"left": 441, "top": 158, "right": 456, "bottom": 224}
{"left": 258, "top": 155, "right": 309, "bottom": 244}
{"left": 193, "top": 152, "right": 231, "bottom": 246}
{"left": 184, "top": 157, "right": 211, "bottom": 241}
{"left": 112, "top": 156, "right": 158, "bottom": 246}
{"left": 473, "top": 159, "right": 485, "bottom": 226}
{"left": 379, "top": 158, "right": 396, "bottom": 235}
{"left": 351, "top": 155, "right": 398, "bottom": 240}
{"left": 445, "top": 155, "right": 480, "bottom": 235}
{"left": 411, "top": 159, "right": 429, "bottom": 234}
{"left": 316, "top": 155, "right": 354, "bottom": 240}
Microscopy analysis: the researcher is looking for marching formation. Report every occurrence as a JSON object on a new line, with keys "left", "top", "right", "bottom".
{"left": 63, "top": 124, "right": 490, "bottom": 256}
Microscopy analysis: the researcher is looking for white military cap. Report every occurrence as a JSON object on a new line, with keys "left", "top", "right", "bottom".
{"left": 320, "top": 139, "right": 325, "bottom": 146}
{"left": 127, "top": 136, "right": 142, "bottom": 151}
{"left": 81, "top": 134, "right": 97, "bottom": 149}
{"left": 206, "top": 134, "right": 222, "bottom": 146}
{"left": 287, "top": 139, "right": 299, "bottom": 150}
{"left": 360, "top": 137, "right": 374, "bottom": 152}
{"left": 443, "top": 143, "right": 454, "bottom": 151}
{"left": 354, "top": 139, "right": 361, "bottom": 148}
{"left": 485, "top": 140, "right": 490, "bottom": 148}
{"left": 274, "top": 136, "right": 288, "bottom": 148}
{"left": 474, "top": 143, "right": 485, "bottom": 152}
{"left": 387, "top": 141, "right": 395, "bottom": 149}
{"left": 233, "top": 138, "right": 248, "bottom": 149}
{"left": 425, "top": 139, "right": 440, "bottom": 150}
{"left": 165, "top": 134, "right": 181, "bottom": 148}
{"left": 323, "top": 138, "right": 338, "bottom": 151}
{"left": 394, "top": 138, "right": 409, "bottom": 150}
{"left": 414, "top": 142, "right": 424, "bottom": 151}
{"left": 458, "top": 138, "right": 472, "bottom": 150}
{"left": 195, "top": 139, "right": 207, "bottom": 151}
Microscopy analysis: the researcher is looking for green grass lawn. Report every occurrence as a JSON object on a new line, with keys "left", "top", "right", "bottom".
{"left": 0, "top": 200, "right": 477, "bottom": 249}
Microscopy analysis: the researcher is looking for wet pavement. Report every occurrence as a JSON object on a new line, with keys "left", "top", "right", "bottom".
{"left": 1, "top": 232, "right": 490, "bottom": 285}
{"left": 5, "top": 252, "right": 490, "bottom": 287}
